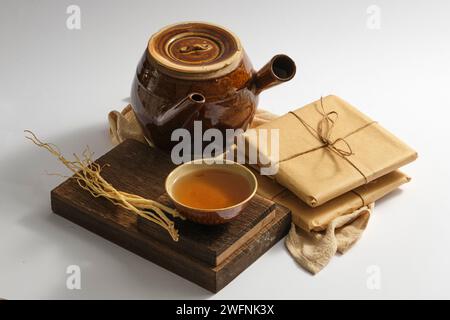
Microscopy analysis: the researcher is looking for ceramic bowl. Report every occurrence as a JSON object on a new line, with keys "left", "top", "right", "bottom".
{"left": 165, "top": 159, "right": 258, "bottom": 225}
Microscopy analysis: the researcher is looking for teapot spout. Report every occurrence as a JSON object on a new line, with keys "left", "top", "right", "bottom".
{"left": 156, "top": 92, "right": 206, "bottom": 127}
{"left": 254, "top": 54, "right": 296, "bottom": 94}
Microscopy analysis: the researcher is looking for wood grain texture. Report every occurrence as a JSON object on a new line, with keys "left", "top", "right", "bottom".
{"left": 50, "top": 139, "right": 291, "bottom": 292}
{"left": 138, "top": 193, "right": 277, "bottom": 266}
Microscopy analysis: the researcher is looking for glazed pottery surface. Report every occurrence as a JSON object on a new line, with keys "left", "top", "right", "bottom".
{"left": 131, "top": 22, "right": 296, "bottom": 153}
{"left": 165, "top": 159, "right": 258, "bottom": 225}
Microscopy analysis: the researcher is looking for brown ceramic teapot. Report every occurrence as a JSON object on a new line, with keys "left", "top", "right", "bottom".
{"left": 131, "top": 22, "right": 296, "bottom": 153}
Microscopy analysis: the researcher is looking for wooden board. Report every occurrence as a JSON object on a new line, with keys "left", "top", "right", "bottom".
{"left": 50, "top": 140, "right": 291, "bottom": 292}
{"left": 138, "top": 193, "right": 277, "bottom": 266}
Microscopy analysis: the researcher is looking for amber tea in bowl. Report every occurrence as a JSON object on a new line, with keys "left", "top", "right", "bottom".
{"left": 165, "top": 159, "right": 257, "bottom": 224}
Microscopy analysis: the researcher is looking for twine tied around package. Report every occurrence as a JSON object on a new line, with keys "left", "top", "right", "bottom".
{"left": 279, "top": 97, "right": 377, "bottom": 185}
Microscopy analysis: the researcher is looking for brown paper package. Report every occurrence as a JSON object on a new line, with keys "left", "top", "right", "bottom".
{"left": 244, "top": 95, "right": 417, "bottom": 207}
{"left": 254, "top": 169, "right": 410, "bottom": 231}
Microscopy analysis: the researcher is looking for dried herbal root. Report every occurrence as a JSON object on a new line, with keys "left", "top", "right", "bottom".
{"left": 25, "top": 130, "right": 183, "bottom": 241}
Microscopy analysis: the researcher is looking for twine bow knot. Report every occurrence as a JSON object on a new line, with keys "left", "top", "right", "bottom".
{"left": 316, "top": 103, "right": 354, "bottom": 158}
{"left": 283, "top": 96, "right": 376, "bottom": 185}
{"left": 289, "top": 97, "right": 354, "bottom": 159}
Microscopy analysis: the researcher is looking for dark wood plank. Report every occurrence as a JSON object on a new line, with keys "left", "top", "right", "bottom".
{"left": 50, "top": 139, "right": 291, "bottom": 292}
{"left": 52, "top": 191, "right": 290, "bottom": 292}
{"left": 137, "top": 193, "right": 277, "bottom": 266}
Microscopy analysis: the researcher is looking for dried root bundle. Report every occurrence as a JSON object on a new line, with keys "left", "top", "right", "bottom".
{"left": 25, "top": 130, "right": 183, "bottom": 241}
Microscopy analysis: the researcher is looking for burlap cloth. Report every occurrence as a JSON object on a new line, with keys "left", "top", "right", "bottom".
{"left": 108, "top": 105, "right": 373, "bottom": 274}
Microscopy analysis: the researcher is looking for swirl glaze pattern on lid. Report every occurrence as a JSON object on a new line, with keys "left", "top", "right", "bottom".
{"left": 148, "top": 22, "right": 243, "bottom": 79}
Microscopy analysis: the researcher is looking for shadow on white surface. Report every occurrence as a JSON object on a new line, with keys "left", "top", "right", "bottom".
{"left": 18, "top": 209, "right": 211, "bottom": 299}
{"left": 373, "top": 189, "right": 404, "bottom": 208}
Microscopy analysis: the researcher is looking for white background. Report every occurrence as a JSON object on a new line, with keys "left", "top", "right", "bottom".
{"left": 0, "top": 0, "right": 449, "bottom": 299}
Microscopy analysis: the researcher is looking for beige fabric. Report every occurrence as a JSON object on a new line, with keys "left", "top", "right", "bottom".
{"left": 107, "top": 104, "right": 378, "bottom": 274}
{"left": 243, "top": 95, "right": 417, "bottom": 207}
{"left": 286, "top": 204, "right": 373, "bottom": 274}
{"left": 108, "top": 105, "right": 146, "bottom": 145}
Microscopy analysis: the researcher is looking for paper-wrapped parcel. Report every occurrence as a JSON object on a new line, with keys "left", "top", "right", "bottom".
{"left": 254, "top": 169, "right": 410, "bottom": 231}
{"left": 244, "top": 95, "right": 417, "bottom": 207}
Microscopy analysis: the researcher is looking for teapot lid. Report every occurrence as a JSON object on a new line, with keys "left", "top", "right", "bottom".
{"left": 148, "top": 22, "right": 243, "bottom": 79}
